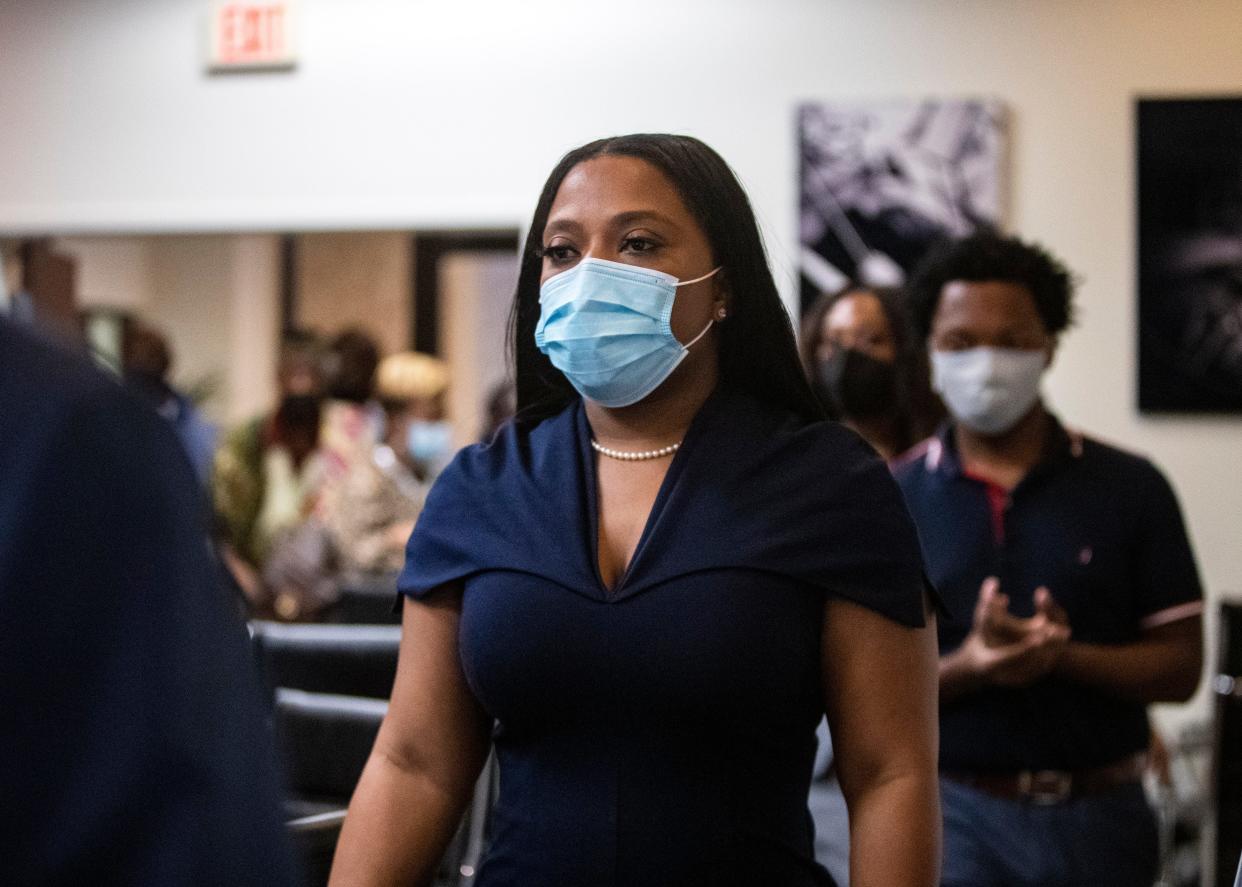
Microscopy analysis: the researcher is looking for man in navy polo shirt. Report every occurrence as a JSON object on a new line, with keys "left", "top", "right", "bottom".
{"left": 894, "top": 233, "right": 1203, "bottom": 886}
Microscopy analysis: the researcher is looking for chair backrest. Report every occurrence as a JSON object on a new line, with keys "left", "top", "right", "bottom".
{"left": 251, "top": 621, "right": 400, "bottom": 699}
{"left": 286, "top": 809, "right": 348, "bottom": 887}
{"left": 275, "top": 688, "right": 388, "bottom": 801}
{"left": 274, "top": 686, "right": 500, "bottom": 887}
{"left": 326, "top": 582, "right": 404, "bottom": 625}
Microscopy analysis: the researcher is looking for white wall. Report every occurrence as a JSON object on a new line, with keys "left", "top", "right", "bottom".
{"left": 3, "top": 0, "right": 1241, "bottom": 725}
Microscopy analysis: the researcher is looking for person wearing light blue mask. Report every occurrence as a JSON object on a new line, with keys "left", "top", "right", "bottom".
{"left": 376, "top": 350, "right": 454, "bottom": 483}
{"left": 333, "top": 135, "right": 942, "bottom": 887}
{"left": 930, "top": 345, "right": 1046, "bottom": 438}
{"left": 895, "top": 232, "right": 1203, "bottom": 887}
{"left": 535, "top": 257, "right": 724, "bottom": 408}
{"left": 406, "top": 418, "right": 453, "bottom": 470}
{"left": 324, "top": 351, "right": 447, "bottom": 576}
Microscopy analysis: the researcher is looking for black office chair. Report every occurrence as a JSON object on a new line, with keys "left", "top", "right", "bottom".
{"left": 251, "top": 621, "right": 401, "bottom": 700}
{"left": 276, "top": 688, "right": 387, "bottom": 800}
{"left": 274, "top": 687, "right": 499, "bottom": 887}
{"left": 286, "top": 807, "right": 348, "bottom": 887}
{"left": 275, "top": 688, "right": 387, "bottom": 886}
{"left": 257, "top": 618, "right": 497, "bottom": 886}
{"left": 1214, "top": 601, "right": 1242, "bottom": 886}
{"left": 324, "top": 573, "right": 403, "bottom": 625}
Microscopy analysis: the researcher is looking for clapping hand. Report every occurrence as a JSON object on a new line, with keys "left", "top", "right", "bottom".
{"left": 959, "top": 577, "right": 1071, "bottom": 688}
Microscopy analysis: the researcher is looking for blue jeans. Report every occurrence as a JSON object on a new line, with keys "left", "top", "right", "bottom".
{"left": 940, "top": 777, "right": 1158, "bottom": 887}
{"left": 808, "top": 776, "right": 850, "bottom": 886}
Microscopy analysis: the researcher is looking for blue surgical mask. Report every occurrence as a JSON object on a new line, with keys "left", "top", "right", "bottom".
{"left": 931, "top": 347, "right": 1045, "bottom": 435}
{"left": 406, "top": 419, "right": 453, "bottom": 464}
{"left": 535, "top": 257, "right": 721, "bottom": 408}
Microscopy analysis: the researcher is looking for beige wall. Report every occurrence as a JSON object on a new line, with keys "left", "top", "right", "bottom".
{"left": 146, "top": 237, "right": 235, "bottom": 421}
{"left": 440, "top": 250, "right": 518, "bottom": 446}
{"left": 52, "top": 234, "right": 282, "bottom": 425}
{"left": 55, "top": 232, "right": 513, "bottom": 444}
{"left": 225, "top": 236, "right": 282, "bottom": 424}
{"left": 294, "top": 231, "right": 412, "bottom": 357}
{"left": 55, "top": 237, "right": 155, "bottom": 310}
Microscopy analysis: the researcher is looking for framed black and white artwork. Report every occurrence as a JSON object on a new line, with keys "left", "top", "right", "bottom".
{"left": 1138, "top": 97, "right": 1242, "bottom": 413}
{"left": 798, "top": 99, "right": 1007, "bottom": 313}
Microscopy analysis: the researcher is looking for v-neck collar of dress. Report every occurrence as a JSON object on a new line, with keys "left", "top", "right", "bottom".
{"left": 573, "top": 386, "right": 728, "bottom": 602}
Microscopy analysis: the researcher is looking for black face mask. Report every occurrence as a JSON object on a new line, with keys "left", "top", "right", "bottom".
{"left": 278, "top": 393, "right": 322, "bottom": 431}
{"left": 816, "top": 348, "right": 899, "bottom": 419}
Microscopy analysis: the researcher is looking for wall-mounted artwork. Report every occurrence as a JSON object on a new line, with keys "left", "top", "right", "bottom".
{"left": 1138, "top": 97, "right": 1242, "bottom": 413}
{"left": 798, "top": 99, "right": 1007, "bottom": 313}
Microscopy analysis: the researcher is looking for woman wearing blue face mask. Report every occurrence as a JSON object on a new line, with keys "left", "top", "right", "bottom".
{"left": 331, "top": 134, "right": 941, "bottom": 887}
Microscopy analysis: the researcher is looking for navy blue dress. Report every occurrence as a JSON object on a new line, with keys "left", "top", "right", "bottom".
{"left": 399, "top": 386, "right": 930, "bottom": 887}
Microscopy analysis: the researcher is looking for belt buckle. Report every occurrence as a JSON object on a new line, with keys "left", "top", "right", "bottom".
{"left": 1019, "top": 770, "right": 1072, "bottom": 805}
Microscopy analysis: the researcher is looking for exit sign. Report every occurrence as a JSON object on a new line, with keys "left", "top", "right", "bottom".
{"left": 207, "top": 1, "right": 296, "bottom": 71}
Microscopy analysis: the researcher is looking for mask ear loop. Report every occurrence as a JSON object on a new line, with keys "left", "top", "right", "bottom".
{"left": 675, "top": 266, "right": 722, "bottom": 287}
{"left": 683, "top": 315, "right": 718, "bottom": 350}
{"left": 675, "top": 266, "right": 725, "bottom": 350}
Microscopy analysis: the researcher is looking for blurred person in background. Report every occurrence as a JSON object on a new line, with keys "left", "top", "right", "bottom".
{"left": 386, "top": 351, "right": 454, "bottom": 483}
{"left": 0, "top": 316, "right": 297, "bottom": 886}
{"left": 257, "top": 328, "right": 383, "bottom": 620}
{"left": 896, "top": 232, "right": 1203, "bottom": 887}
{"left": 327, "top": 351, "right": 446, "bottom": 576}
{"left": 316, "top": 327, "right": 383, "bottom": 496}
{"left": 213, "top": 329, "right": 327, "bottom": 612}
{"left": 122, "top": 319, "right": 216, "bottom": 485}
{"left": 800, "top": 284, "right": 942, "bottom": 460}
{"left": 376, "top": 351, "right": 450, "bottom": 484}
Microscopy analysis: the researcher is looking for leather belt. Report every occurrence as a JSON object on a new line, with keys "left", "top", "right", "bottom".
{"left": 942, "top": 753, "right": 1147, "bottom": 805}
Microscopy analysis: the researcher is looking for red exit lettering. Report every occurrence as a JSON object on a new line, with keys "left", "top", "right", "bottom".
{"left": 215, "top": 3, "right": 289, "bottom": 66}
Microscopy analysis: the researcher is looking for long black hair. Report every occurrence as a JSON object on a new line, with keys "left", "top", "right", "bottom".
{"left": 509, "top": 133, "right": 824, "bottom": 425}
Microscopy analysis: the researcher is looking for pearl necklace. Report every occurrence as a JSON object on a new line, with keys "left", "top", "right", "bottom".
{"left": 590, "top": 439, "right": 681, "bottom": 461}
